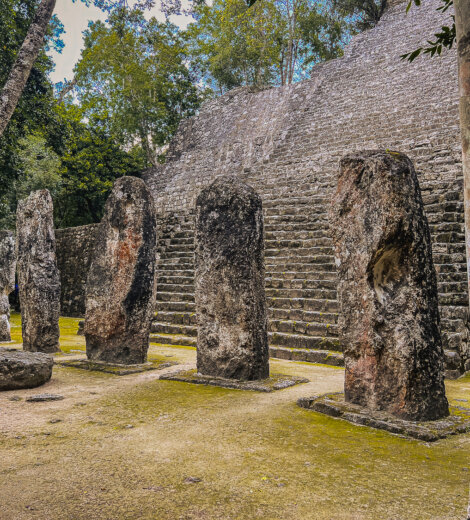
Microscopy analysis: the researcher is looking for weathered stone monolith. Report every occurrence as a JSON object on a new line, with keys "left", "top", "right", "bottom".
{"left": 329, "top": 151, "right": 449, "bottom": 421}
{"left": 16, "top": 190, "right": 60, "bottom": 353}
{"left": 84, "top": 176, "right": 158, "bottom": 365}
{"left": 0, "top": 231, "right": 16, "bottom": 342}
{"left": 195, "top": 176, "right": 269, "bottom": 380}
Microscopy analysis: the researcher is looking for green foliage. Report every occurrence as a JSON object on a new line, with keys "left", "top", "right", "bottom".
{"left": 15, "top": 132, "right": 62, "bottom": 201}
{"left": 332, "top": 0, "right": 387, "bottom": 31}
{"left": 187, "top": 0, "right": 347, "bottom": 91}
{"left": 0, "top": 0, "right": 63, "bottom": 226}
{"left": 402, "top": 0, "right": 455, "bottom": 61}
{"left": 57, "top": 111, "right": 145, "bottom": 227}
{"left": 73, "top": 9, "right": 205, "bottom": 166}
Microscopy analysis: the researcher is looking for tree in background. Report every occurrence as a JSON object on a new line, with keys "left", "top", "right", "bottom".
{"left": 73, "top": 9, "right": 204, "bottom": 166}
{"left": 332, "top": 0, "right": 387, "bottom": 30}
{"left": 0, "top": 0, "right": 64, "bottom": 227}
{"left": 187, "top": 0, "right": 346, "bottom": 92}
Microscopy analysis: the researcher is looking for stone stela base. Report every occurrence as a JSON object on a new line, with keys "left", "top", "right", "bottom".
{"left": 160, "top": 369, "right": 308, "bottom": 392}
{"left": 57, "top": 358, "right": 178, "bottom": 376}
{"left": 297, "top": 393, "right": 470, "bottom": 442}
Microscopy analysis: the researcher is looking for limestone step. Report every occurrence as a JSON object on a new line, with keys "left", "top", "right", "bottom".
{"left": 158, "top": 261, "right": 194, "bottom": 271}
{"left": 267, "top": 262, "right": 336, "bottom": 273}
{"left": 158, "top": 252, "right": 194, "bottom": 260}
{"left": 264, "top": 247, "right": 334, "bottom": 257}
{"left": 269, "top": 297, "right": 339, "bottom": 312}
{"left": 266, "top": 278, "right": 337, "bottom": 290}
{"left": 151, "top": 322, "right": 197, "bottom": 336}
{"left": 269, "top": 319, "right": 338, "bottom": 337}
{"left": 150, "top": 332, "right": 197, "bottom": 347}
{"left": 156, "top": 292, "right": 195, "bottom": 303}
{"left": 159, "top": 243, "right": 194, "bottom": 252}
{"left": 154, "top": 310, "right": 197, "bottom": 325}
{"left": 269, "top": 346, "right": 344, "bottom": 367}
{"left": 264, "top": 223, "right": 331, "bottom": 233}
{"left": 265, "top": 237, "right": 333, "bottom": 248}
{"left": 156, "top": 301, "right": 195, "bottom": 312}
{"left": 157, "top": 275, "right": 194, "bottom": 285}
{"left": 157, "top": 268, "right": 194, "bottom": 277}
{"left": 265, "top": 214, "right": 328, "bottom": 224}
{"left": 269, "top": 331, "right": 342, "bottom": 351}
{"left": 269, "top": 308, "right": 339, "bottom": 324}
{"left": 265, "top": 229, "right": 331, "bottom": 240}
{"left": 159, "top": 237, "right": 194, "bottom": 246}
{"left": 266, "top": 287, "right": 337, "bottom": 300}
{"left": 158, "top": 246, "right": 194, "bottom": 259}
{"left": 267, "top": 270, "right": 338, "bottom": 281}
{"left": 157, "top": 283, "right": 194, "bottom": 294}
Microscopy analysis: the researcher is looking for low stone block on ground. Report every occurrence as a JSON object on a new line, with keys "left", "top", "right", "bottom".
{"left": 0, "top": 350, "right": 54, "bottom": 390}
{"left": 298, "top": 393, "right": 470, "bottom": 442}
{"left": 160, "top": 368, "right": 308, "bottom": 392}
{"left": 57, "top": 357, "right": 177, "bottom": 375}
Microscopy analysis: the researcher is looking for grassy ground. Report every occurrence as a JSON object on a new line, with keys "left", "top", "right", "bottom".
{"left": 1, "top": 313, "right": 469, "bottom": 520}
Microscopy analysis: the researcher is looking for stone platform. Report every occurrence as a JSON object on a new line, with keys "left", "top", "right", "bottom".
{"left": 57, "top": 358, "right": 177, "bottom": 375}
{"left": 297, "top": 392, "right": 470, "bottom": 442}
{"left": 160, "top": 369, "right": 308, "bottom": 392}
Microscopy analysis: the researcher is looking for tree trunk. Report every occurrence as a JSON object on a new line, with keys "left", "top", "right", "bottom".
{"left": 455, "top": 1, "right": 470, "bottom": 310}
{"left": 0, "top": 0, "right": 57, "bottom": 138}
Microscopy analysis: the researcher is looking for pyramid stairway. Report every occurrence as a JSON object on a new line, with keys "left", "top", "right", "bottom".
{"left": 151, "top": 197, "right": 344, "bottom": 367}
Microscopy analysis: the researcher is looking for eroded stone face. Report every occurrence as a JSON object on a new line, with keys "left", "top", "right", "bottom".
{"left": 0, "top": 231, "right": 16, "bottom": 342}
{"left": 329, "top": 151, "right": 449, "bottom": 421}
{"left": 195, "top": 176, "right": 269, "bottom": 380}
{"left": 84, "top": 176, "right": 158, "bottom": 365}
{"left": 16, "top": 190, "right": 60, "bottom": 353}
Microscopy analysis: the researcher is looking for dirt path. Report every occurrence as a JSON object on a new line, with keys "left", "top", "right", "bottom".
{"left": 1, "top": 338, "right": 469, "bottom": 520}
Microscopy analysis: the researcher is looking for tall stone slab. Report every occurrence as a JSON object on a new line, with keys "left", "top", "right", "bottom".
{"left": 195, "top": 176, "right": 269, "bottom": 380}
{"left": 0, "top": 231, "right": 16, "bottom": 342}
{"left": 16, "top": 190, "right": 60, "bottom": 353}
{"left": 330, "top": 151, "right": 449, "bottom": 421}
{"left": 85, "top": 176, "right": 158, "bottom": 365}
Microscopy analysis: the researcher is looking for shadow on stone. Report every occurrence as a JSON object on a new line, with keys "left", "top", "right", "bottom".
{"left": 297, "top": 393, "right": 470, "bottom": 442}
{"left": 160, "top": 369, "right": 308, "bottom": 392}
{"left": 57, "top": 357, "right": 177, "bottom": 375}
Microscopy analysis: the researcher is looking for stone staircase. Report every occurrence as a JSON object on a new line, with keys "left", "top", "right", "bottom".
{"left": 151, "top": 198, "right": 344, "bottom": 367}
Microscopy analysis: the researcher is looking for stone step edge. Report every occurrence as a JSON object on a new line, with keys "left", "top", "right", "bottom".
{"left": 269, "top": 346, "right": 344, "bottom": 367}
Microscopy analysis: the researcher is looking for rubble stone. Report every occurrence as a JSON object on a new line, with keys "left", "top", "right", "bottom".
{"left": 0, "top": 350, "right": 53, "bottom": 390}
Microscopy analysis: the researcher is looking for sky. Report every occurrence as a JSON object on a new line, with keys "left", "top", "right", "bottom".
{"left": 49, "top": 1, "right": 193, "bottom": 84}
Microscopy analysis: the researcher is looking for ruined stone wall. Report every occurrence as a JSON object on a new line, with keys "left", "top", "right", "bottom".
{"left": 55, "top": 224, "right": 99, "bottom": 317}
{"left": 145, "top": 0, "right": 470, "bottom": 372}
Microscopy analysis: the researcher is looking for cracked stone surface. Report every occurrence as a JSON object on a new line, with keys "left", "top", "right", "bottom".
{"left": 195, "top": 176, "right": 269, "bottom": 380}
{"left": 0, "top": 231, "right": 15, "bottom": 342}
{"left": 329, "top": 151, "right": 449, "bottom": 421}
{"left": 85, "top": 177, "right": 158, "bottom": 365}
{"left": 16, "top": 190, "right": 60, "bottom": 353}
